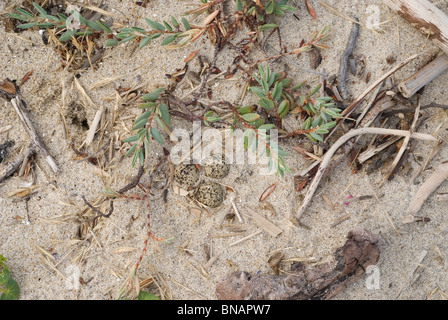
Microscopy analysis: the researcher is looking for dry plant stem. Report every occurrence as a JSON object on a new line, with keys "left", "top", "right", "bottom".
{"left": 0, "top": 147, "right": 35, "bottom": 183}
{"left": 338, "top": 17, "right": 360, "bottom": 100}
{"left": 85, "top": 105, "right": 105, "bottom": 146}
{"left": 340, "top": 54, "right": 418, "bottom": 119}
{"left": 398, "top": 54, "right": 448, "bottom": 98}
{"left": 184, "top": 42, "right": 220, "bottom": 107}
{"left": 407, "top": 161, "right": 448, "bottom": 216}
{"left": 379, "top": 101, "right": 421, "bottom": 186}
{"left": 10, "top": 96, "right": 59, "bottom": 173}
{"left": 384, "top": 0, "right": 448, "bottom": 54}
{"left": 295, "top": 127, "right": 436, "bottom": 221}
{"left": 264, "top": 44, "right": 329, "bottom": 78}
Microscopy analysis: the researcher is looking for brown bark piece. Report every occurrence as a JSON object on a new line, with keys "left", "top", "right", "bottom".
{"left": 216, "top": 228, "right": 382, "bottom": 300}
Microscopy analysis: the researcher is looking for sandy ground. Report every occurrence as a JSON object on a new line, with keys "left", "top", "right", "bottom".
{"left": 1, "top": 0, "right": 448, "bottom": 300}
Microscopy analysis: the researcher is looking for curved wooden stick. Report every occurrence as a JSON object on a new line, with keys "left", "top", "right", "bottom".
{"left": 296, "top": 127, "right": 436, "bottom": 221}
{"left": 407, "top": 161, "right": 448, "bottom": 216}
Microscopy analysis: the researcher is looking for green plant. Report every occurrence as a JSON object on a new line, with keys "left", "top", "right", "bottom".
{"left": 137, "top": 290, "right": 159, "bottom": 300}
{"left": 8, "top": 3, "right": 112, "bottom": 41}
{"left": 249, "top": 64, "right": 340, "bottom": 142}
{"left": 122, "top": 88, "right": 170, "bottom": 168}
{"left": 0, "top": 255, "right": 20, "bottom": 300}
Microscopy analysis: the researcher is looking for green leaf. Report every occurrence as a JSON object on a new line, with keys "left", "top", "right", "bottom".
{"left": 17, "top": 22, "right": 37, "bottom": 29}
{"left": 119, "top": 35, "right": 137, "bottom": 43}
{"left": 310, "top": 132, "right": 323, "bottom": 142}
{"left": 241, "top": 113, "right": 260, "bottom": 123}
{"left": 58, "top": 30, "right": 76, "bottom": 42}
{"left": 181, "top": 17, "right": 190, "bottom": 30}
{"left": 131, "top": 149, "right": 139, "bottom": 167}
{"left": 36, "top": 22, "right": 58, "bottom": 28}
{"left": 138, "top": 147, "right": 145, "bottom": 166}
{"left": 135, "top": 110, "right": 152, "bottom": 125}
{"left": 235, "top": 0, "right": 243, "bottom": 11}
{"left": 97, "top": 21, "right": 112, "bottom": 34}
{"left": 0, "top": 267, "right": 10, "bottom": 285}
{"left": 33, "top": 2, "right": 47, "bottom": 17}
{"left": 16, "top": 8, "right": 34, "bottom": 19}
{"left": 278, "top": 100, "right": 289, "bottom": 117}
{"left": 57, "top": 13, "right": 68, "bottom": 21}
{"left": 105, "top": 38, "right": 119, "bottom": 47}
{"left": 259, "top": 23, "right": 278, "bottom": 31}
{"left": 171, "top": 16, "right": 179, "bottom": 27}
{"left": 258, "top": 124, "right": 276, "bottom": 131}
{"left": 158, "top": 103, "right": 170, "bottom": 125}
{"left": 261, "top": 78, "right": 269, "bottom": 93}
{"left": 8, "top": 13, "right": 29, "bottom": 21}
{"left": 84, "top": 19, "right": 101, "bottom": 31}
{"left": 280, "top": 78, "right": 292, "bottom": 88}
{"left": 75, "top": 30, "right": 94, "bottom": 36}
{"left": 142, "top": 88, "right": 164, "bottom": 101}
{"left": 139, "top": 36, "right": 152, "bottom": 48}
{"left": 115, "top": 31, "right": 131, "bottom": 39}
{"left": 138, "top": 102, "right": 157, "bottom": 109}
{"left": 163, "top": 21, "right": 173, "bottom": 31}
{"left": 132, "top": 118, "right": 148, "bottom": 131}
{"left": 123, "top": 135, "right": 140, "bottom": 143}
{"left": 137, "top": 291, "right": 159, "bottom": 300}
{"left": 0, "top": 278, "right": 20, "bottom": 300}
{"left": 161, "top": 34, "right": 177, "bottom": 46}
{"left": 302, "top": 117, "right": 312, "bottom": 130}
{"left": 237, "top": 106, "right": 254, "bottom": 115}
{"left": 271, "top": 81, "right": 283, "bottom": 102}
{"left": 315, "top": 128, "right": 329, "bottom": 134}
{"left": 254, "top": 118, "right": 265, "bottom": 128}
{"left": 268, "top": 71, "right": 276, "bottom": 88}
{"left": 265, "top": 1, "right": 275, "bottom": 14}
{"left": 248, "top": 86, "right": 266, "bottom": 99}
{"left": 308, "top": 84, "right": 322, "bottom": 97}
{"left": 259, "top": 97, "right": 274, "bottom": 110}
{"left": 291, "top": 82, "right": 305, "bottom": 91}
{"left": 145, "top": 18, "right": 165, "bottom": 31}
{"left": 150, "top": 127, "right": 164, "bottom": 145}
{"left": 125, "top": 144, "right": 137, "bottom": 158}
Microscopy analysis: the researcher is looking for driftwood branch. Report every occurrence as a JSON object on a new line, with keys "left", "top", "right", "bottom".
{"left": 216, "top": 228, "right": 382, "bottom": 300}
{"left": 296, "top": 127, "right": 436, "bottom": 221}
{"left": 0, "top": 79, "right": 59, "bottom": 175}
{"left": 385, "top": 0, "right": 448, "bottom": 97}
{"left": 398, "top": 53, "right": 448, "bottom": 98}
{"left": 407, "top": 161, "right": 448, "bottom": 216}
{"left": 338, "top": 17, "right": 360, "bottom": 100}
{"left": 340, "top": 54, "right": 417, "bottom": 120}
{"left": 384, "top": 0, "right": 448, "bottom": 54}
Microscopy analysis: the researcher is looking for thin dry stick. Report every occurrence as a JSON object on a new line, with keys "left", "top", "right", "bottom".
{"left": 407, "top": 161, "right": 448, "bottom": 216}
{"left": 85, "top": 105, "right": 105, "bottom": 146}
{"left": 338, "top": 17, "right": 360, "bottom": 100}
{"left": 379, "top": 100, "right": 421, "bottom": 186}
{"left": 341, "top": 54, "right": 418, "bottom": 119}
{"left": 296, "top": 127, "right": 436, "bottom": 221}
{"left": 10, "top": 96, "right": 59, "bottom": 173}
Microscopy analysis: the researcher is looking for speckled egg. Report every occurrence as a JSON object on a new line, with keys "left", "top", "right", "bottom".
{"left": 203, "top": 160, "right": 230, "bottom": 179}
{"left": 195, "top": 182, "right": 224, "bottom": 208}
{"left": 174, "top": 164, "right": 199, "bottom": 189}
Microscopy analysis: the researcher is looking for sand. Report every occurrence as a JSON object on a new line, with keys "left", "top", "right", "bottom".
{"left": 0, "top": 0, "right": 447, "bottom": 300}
